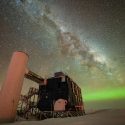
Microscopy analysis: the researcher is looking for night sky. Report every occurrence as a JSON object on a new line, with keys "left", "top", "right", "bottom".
{"left": 0, "top": 0, "right": 125, "bottom": 109}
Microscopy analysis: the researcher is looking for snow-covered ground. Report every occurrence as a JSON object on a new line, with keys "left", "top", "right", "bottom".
{"left": 1, "top": 109, "right": 125, "bottom": 125}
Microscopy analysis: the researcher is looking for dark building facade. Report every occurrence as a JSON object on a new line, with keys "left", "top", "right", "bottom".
{"left": 37, "top": 72, "right": 84, "bottom": 112}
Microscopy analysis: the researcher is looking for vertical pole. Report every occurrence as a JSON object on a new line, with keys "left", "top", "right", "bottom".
{"left": 0, "top": 51, "right": 29, "bottom": 123}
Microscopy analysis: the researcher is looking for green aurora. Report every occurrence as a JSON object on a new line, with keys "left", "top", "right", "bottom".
{"left": 83, "top": 87, "right": 125, "bottom": 101}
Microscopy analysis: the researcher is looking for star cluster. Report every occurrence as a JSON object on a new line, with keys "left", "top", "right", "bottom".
{"left": 0, "top": 0, "right": 125, "bottom": 109}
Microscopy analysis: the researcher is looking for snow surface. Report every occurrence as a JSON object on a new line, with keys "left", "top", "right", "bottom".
{"left": 1, "top": 109, "right": 125, "bottom": 125}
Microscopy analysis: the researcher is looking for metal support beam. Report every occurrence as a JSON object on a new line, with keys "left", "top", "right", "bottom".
{"left": 25, "top": 70, "right": 44, "bottom": 84}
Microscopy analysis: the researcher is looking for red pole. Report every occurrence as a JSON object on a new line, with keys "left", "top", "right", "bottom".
{"left": 0, "top": 51, "right": 29, "bottom": 123}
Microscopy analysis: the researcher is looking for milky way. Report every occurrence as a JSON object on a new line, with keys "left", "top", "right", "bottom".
{"left": 0, "top": 0, "right": 125, "bottom": 109}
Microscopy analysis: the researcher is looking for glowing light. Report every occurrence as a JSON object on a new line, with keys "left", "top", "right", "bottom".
{"left": 94, "top": 54, "right": 107, "bottom": 64}
{"left": 83, "top": 87, "right": 125, "bottom": 101}
{"left": 60, "top": 26, "right": 67, "bottom": 32}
